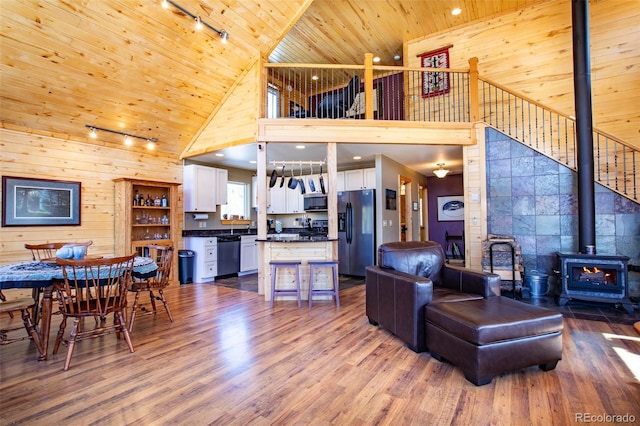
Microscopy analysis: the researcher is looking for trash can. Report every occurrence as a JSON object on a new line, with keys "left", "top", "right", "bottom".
{"left": 178, "top": 250, "right": 194, "bottom": 284}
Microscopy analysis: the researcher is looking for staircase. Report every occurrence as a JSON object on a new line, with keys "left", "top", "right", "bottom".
{"left": 478, "top": 76, "right": 639, "bottom": 203}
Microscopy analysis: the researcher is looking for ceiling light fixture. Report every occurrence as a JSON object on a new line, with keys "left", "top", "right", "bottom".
{"left": 146, "top": 140, "right": 156, "bottom": 150}
{"left": 85, "top": 124, "right": 158, "bottom": 148}
{"left": 163, "top": 0, "right": 229, "bottom": 43}
{"left": 394, "top": 54, "right": 401, "bottom": 61}
{"left": 161, "top": 0, "right": 169, "bottom": 9}
{"left": 452, "top": 8, "right": 462, "bottom": 16}
{"left": 353, "top": 156, "right": 362, "bottom": 160}
{"left": 373, "top": 56, "right": 381, "bottom": 63}
{"left": 433, "top": 163, "right": 450, "bottom": 178}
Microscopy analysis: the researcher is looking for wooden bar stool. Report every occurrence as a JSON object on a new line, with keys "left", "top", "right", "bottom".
{"left": 308, "top": 260, "right": 340, "bottom": 307}
{"left": 270, "top": 261, "right": 302, "bottom": 308}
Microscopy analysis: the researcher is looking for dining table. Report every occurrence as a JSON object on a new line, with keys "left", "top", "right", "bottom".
{"left": 0, "top": 256, "right": 157, "bottom": 360}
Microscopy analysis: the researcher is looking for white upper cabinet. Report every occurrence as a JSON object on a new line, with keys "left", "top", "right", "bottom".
{"left": 216, "top": 168, "right": 228, "bottom": 205}
{"left": 343, "top": 168, "right": 376, "bottom": 191}
{"left": 266, "top": 178, "right": 303, "bottom": 214}
{"left": 183, "top": 164, "right": 227, "bottom": 212}
{"left": 336, "top": 171, "right": 345, "bottom": 192}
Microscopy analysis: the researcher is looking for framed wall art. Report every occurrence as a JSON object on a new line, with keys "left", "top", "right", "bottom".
{"left": 437, "top": 195, "right": 464, "bottom": 222}
{"left": 2, "top": 176, "right": 81, "bottom": 226}
{"left": 385, "top": 189, "right": 397, "bottom": 210}
{"left": 420, "top": 47, "right": 450, "bottom": 98}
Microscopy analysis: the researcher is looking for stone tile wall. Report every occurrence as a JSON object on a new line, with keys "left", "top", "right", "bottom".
{"left": 485, "top": 128, "right": 640, "bottom": 297}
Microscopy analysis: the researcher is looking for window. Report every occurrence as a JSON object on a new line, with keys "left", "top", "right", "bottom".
{"left": 220, "top": 182, "right": 249, "bottom": 219}
{"left": 267, "top": 84, "right": 280, "bottom": 118}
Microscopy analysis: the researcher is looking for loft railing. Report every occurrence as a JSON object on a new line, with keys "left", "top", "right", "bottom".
{"left": 263, "top": 57, "right": 638, "bottom": 202}
{"left": 264, "top": 54, "right": 471, "bottom": 122}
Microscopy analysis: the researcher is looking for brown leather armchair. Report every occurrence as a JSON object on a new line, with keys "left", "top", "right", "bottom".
{"left": 365, "top": 241, "right": 501, "bottom": 352}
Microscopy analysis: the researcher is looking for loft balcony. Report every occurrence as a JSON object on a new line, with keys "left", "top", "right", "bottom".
{"left": 256, "top": 55, "right": 638, "bottom": 203}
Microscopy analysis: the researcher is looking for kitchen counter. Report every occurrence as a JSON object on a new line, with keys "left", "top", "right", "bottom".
{"left": 182, "top": 229, "right": 257, "bottom": 237}
{"left": 257, "top": 236, "right": 336, "bottom": 243}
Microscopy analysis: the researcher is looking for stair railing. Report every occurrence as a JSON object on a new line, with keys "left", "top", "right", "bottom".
{"left": 478, "top": 76, "right": 638, "bottom": 202}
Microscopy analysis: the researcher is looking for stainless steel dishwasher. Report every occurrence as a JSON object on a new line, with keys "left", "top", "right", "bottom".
{"left": 216, "top": 235, "right": 241, "bottom": 277}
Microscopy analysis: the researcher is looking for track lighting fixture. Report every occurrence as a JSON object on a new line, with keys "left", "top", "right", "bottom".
{"left": 162, "top": 0, "right": 229, "bottom": 43}
{"left": 433, "top": 163, "right": 450, "bottom": 178}
{"left": 85, "top": 124, "right": 157, "bottom": 149}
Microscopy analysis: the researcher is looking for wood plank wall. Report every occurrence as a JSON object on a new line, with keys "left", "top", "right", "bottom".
{"left": 0, "top": 128, "right": 183, "bottom": 264}
{"left": 183, "top": 59, "right": 261, "bottom": 158}
{"left": 407, "top": 0, "right": 639, "bottom": 148}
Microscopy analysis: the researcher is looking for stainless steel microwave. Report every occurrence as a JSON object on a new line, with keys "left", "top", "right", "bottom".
{"left": 303, "top": 194, "right": 328, "bottom": 211}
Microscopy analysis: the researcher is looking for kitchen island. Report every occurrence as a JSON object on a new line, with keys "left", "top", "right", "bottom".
{"left": 258, "top": 236, "right": 339, "bottom": 303}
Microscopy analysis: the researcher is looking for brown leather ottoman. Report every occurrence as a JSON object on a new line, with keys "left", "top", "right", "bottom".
{"left": 425, "top": 297, "right": 563, "bottom": 386}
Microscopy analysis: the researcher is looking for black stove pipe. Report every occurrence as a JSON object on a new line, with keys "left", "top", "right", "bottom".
{"left": 572, "top": 0, "right": 596, "bottom": 254}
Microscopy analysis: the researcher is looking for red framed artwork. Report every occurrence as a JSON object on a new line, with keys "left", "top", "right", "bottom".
{"left": 420, "top": 47, "right": 450, "bottom": 98}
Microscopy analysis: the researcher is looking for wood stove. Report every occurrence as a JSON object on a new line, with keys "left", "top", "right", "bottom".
{"left": 554, "top": 3, "right": 635, "bottom": 316}
{"left": 556, "top": 252, "right": 632, "bottom": 314}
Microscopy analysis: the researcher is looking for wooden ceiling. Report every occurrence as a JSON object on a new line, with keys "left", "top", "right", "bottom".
{"left": 1, "top": 0, "right": 542, "bottom": 158}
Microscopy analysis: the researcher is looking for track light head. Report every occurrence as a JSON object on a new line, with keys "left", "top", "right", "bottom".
{"left": 219, "top": 29, "right": 229, "bottom": 43}
{"left": 195, "top": 16, "right": 204, "bottom": 30}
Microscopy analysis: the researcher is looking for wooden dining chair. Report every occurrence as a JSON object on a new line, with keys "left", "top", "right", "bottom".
{"left": 0, "top": 297, "right": 45, "bottom": 360}
{"left": 25, "top": 241, "right": 93, "bottom": 261}
{"left": 53, "top": 253, "right": 136, "bottom": 371}
{"left": 24, "top": 241, "right": 94, "bottom": 324}
{"left": 128, "top": 245, "right": 174, "bottom": 332}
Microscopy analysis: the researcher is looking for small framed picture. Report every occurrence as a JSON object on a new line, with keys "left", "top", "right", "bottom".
{"left": 412, "top": 201, "right": 419, "bottom": 211}
{"left": 437, "top": 195, "right": 464, "bottom": 222}
{"left": 385, "top": 189, "right": 397, "bottom": 210}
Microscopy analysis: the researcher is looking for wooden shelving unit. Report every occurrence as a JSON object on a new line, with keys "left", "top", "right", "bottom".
{"left": 114, "top": 178, "right": 180, "bottom": 281}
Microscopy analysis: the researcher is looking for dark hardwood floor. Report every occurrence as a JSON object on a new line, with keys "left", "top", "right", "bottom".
{"left": 1, "top": 281, "right": 639, "bottom": 425}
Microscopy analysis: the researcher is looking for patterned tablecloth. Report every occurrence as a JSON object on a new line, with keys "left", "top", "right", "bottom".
{"left": 0, "top": 257, "right": 157, "bottom": 289}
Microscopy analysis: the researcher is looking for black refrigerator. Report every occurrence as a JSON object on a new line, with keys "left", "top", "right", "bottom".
{"left": 338, "top": 189, "right": 375, "bottom": 276}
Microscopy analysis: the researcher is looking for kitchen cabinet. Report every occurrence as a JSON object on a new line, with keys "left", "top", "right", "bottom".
{"left": 267, "top": 179, "right": 303, "bottom": 214}
{"left": 252, "top": 176, "right": 258, "bottom": 208}
{"left": 336, "top": 171, "right": 345, "bottom": 192}
{"left": 240, "top": 235, "right": 259, "bottom": 274}
{"left": 113, "top": 178, "right": 179, "bottom": 281}
{"left": 184, "top": 237, "right": 218, "bottom": 282}
{"left": 267, "top": 182, "right": 287, "bottom": 213}
{"left": 285, "top": 186, "right": 303, "bottom": 213}
{"left": 344, "top": 168, "right": 376, "bottom": 190}
{"left": 216, "top": 168, "right": 228, "bottom": 205}
{"left": 184, "top": 164, "right": 227, "bottom": 211}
